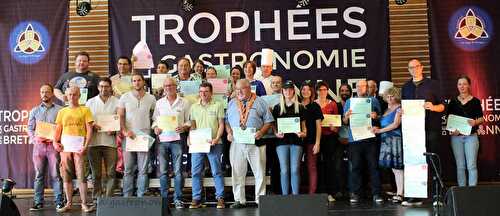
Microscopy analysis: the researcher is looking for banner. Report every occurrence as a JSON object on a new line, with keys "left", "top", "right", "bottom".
{"left": 0, "top": 1, "right": 68, "bottom": 187}
{"left": 429, "top": 0, "right": 500, "bottom": 181}
{"left": 110, "top": 0, "right": 389, "bottom": 95}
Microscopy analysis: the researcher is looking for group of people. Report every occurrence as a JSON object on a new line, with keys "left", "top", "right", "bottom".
{"left": 28, "top": 51, "right": 484, "bottom": 213}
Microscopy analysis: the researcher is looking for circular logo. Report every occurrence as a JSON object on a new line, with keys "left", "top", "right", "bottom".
{"left": 448, "top": 6, "right": 493, "bottom": 51}
{"left": 69, "top": 77, "right": 88, "bottom": 88}
{"left": 9, "top": 21, "right": 50, "bottom": 64}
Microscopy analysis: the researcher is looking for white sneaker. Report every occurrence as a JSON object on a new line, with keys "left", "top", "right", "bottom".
{"left": 327, "top": 195, "right": 336, "bottom": 202}
{"left": 433, "top": 201, "right": 444, "bottom": 207}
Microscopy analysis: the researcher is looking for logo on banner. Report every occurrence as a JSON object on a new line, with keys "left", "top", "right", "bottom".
{"left": 448, "top": 6, "right": 493, "bottom": 51}
{"left": 9, "top": 21, "right": 51, "bottom": 64}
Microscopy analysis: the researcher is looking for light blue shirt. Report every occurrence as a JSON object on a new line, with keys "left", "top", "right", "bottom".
{"left": 27, "top": 103, "right": 63, "bottom": 143}
{"left": 343, "top": 96, "right": 381, "bottom": 143}
{"left": 225, "top": 96, "right": 274, "bottom": 132}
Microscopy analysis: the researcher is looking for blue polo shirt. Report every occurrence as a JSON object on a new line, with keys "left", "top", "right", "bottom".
{"left": 343, "top": 96, "right": 381, "bottom": 143}
{"left": 225, "top": 96, "right": 274, "bottom": 143}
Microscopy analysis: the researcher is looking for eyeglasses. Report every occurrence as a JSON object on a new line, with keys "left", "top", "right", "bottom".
{"left": 408, "top": 64, "right": 422, "bottom": 70}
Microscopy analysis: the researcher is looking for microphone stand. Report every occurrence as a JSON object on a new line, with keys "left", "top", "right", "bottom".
{"left": 424, "top": 153, "right": 445, "bottom": 215}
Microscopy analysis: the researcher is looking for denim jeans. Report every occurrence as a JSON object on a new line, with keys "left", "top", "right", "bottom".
{"left": 451, "top": 134, "right": 479, "bottom": 186}
{"left": 158, "top": 140, "right": 184, "bottom": 202}
{"left": 348, "top": 139, "right": 381, "bottom": 196}
{"left": 122, "top": 139, "right": 150, "bottom": 197}
{"left": 191, "top": 144, "right": 224, "bottom": 201}
{"left": 32, "top": 143, "right": 63, "bottom": 205}
{"left": 276, "top": 144, "right": 303, "bottom": 195}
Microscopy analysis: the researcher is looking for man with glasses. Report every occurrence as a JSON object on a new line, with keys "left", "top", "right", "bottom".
{"left": 152, "top": 77, "right": 191, "bottom": 208}
{"left": 85, "top": 77, "right": 119, "bottom": 198}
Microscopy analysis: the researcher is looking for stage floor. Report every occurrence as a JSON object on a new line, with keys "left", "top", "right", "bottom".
{"left": 14, "top": 197, "right": 438, "bottom": 216}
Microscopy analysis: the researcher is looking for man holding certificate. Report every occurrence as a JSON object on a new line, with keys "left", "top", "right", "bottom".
{"left": 27, "top": 84, "right": 64, "bottom": 211}
{"left": 188, "top": 82, "right": 226, "bottom": 209}
{"left": 225, "top": 79, "right": 274, "bottom": 208}
{"left": 272, "top": 80, "right": 307, "bottom": 195}
{"left": 85, "top": 77, "right": 119, "bottom": 198}
{"left": 53, "top": 86, "right": 94, "bottom": 213}
{"left": 342, "top": 80, "right": 383, "bottom": 204}
{"left": 152, "top": 77, "right": 191, "bottom": 208}
{"left": 118, "top": 73, "right": 156, "bottom": 198}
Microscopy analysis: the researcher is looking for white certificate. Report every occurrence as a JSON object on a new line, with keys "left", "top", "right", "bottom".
{"left": 125, "top": 135, "right": 150, "bottom": 152}
{"left": 180, "top": 80, "right": 201, "bottom": 96}
{"left": 350, "top": 98, "right": 371, "bottom": 114}
{"left": 61, "top": 135, "right": 84, "bottom": 153}
{"left": 151, "top": 74, "right": 171, "bottom": 90}
{"left": 232, "top": 127, "right": 256, "bottom": 144}
{"left": 277, "top": 117, "right": 301, "bottom": 134}
{"left": 96, "top": 114, "right": 120, "bottom": 132}
{"left": 404, "top": 164, "right": 428, "bottom": 198}
{"left": 189, "top": 128, "right": 212, "bottom": 153}
{"left": 446, "top": 114, "right": 472, "bottom": 136}
{"left": 401, "top": 100, "right": 427, "bottom": 165}
{"left": 321, "top": 114, "right": 341, "bottom": 127}
{"left": 350, "top": 113, "right": 374, "bottom": 141}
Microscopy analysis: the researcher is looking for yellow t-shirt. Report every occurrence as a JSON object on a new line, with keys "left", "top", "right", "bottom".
{"left": 189, "top": 100, "right": 224, "bottom": 141}
{"left": 55, "top": 106, "right": 94, "bottom": 137}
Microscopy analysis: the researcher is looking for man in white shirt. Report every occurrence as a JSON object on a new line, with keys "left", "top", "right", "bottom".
{"left": 151, "top": 77, "right": 191, "bottom": 208}
{"left": 85, "top": 77, "right": 119, "bottom": 198}
{"left": 117, "top": 73, "right": 156, "bottom": 197}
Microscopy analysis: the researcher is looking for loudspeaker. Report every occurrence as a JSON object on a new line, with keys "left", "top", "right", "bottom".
{"left": 259, "top": 194, "right": 328, "bottom": 216}
{"left": 97, "top": 197, "right": 169, "bottom": 216}
{"left": 446, "top": 185, "right": 500, "bottom": 216}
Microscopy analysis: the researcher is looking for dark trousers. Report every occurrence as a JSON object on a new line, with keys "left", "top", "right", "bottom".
{"left": 348, "top": 139, "right": 381, "bottom": 196}
{"left": 318, "top": 134, "right": 339, "bottom": 195}
{"left": 264, "top": 138, "right": 281, "bottom": 194}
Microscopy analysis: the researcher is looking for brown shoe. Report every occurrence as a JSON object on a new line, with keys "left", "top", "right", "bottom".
{"left": 189, "top": 200, "right": 202, "bottom": 209}
{"left": 216, "top": 198, "right": 225, "bottom": 209}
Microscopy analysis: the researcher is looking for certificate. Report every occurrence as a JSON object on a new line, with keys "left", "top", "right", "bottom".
{"left": 96, "top": 114, "right": 120, "bottom": 132}
{"left": 207, "top": 79, "right": 228, "bottom": 94}
{"left": 321, "top": 114, "right": 341, "bottom": 127}
{"left": 125, "top": 135, "right": 150, "bottom": 152}
{"left": 180, "top": 80, "right": 201, "bottom": 96}
{"left": 446, "top": 114, "right": 472, "bottom": 136}
{"left": 61, "top": 135, "right": 84, "bottom": 153}
{"left": 78, "top": 88, "right": 88, "bottom": 105}
{"left": 250, "top": 85, "right": 257, "bottom": 93}
{"left": 277, "top": 117, "right": 301, "bottom": 134}
{"left": 157, "top": 115, "right": 178, "bottom": 132}
{"left": 151, "top": 74, "right": 170, "bottom": 90}
{"left": 261, "top": 94, "right": 281, "bottom": 108}
{"left": 232, "top": 127, "right": 256, "bottom": 144}
{"left": 350, "top": 98, "right": 371, "bottom": 114}
{"left": 213, "top": 64, "right": 230, "bottom": 79}
{"left": 404, "top": 164, "right": 428, "bottom": 198}
{"left": 189, "top": 128, "right": 212, "bottom": 153}
{"left": 35, "top": 121, "right": 56, "bottom": 140}
{"left": 213, "top": 94, "right": 228, "bottom": 109}
{"left": 350, "top": 113, "right": 374, "bottom": 141}
{"left": 114, "top": 81, "right": 133, "bottom": 95}
{"left": 401, "top": 100, "right": 427, "bottom": 165}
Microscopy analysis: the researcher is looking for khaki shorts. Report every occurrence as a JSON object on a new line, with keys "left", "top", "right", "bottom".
{"left": 59, "top": 152, "right": 87, "bottom": 183}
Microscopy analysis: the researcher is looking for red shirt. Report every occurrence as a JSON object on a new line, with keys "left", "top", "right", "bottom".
{"left": 318, "top": 100, "right": 339, "bottom": 136}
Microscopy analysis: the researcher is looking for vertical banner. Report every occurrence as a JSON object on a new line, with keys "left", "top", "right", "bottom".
{"left": 0, "top": 1, "right": 68, "bottom": 187}
{"left": 429, "top": 1, "right": 500, "bottom": 181}
{"left": 109, "top": 0, "right": 389, "bottom": 95}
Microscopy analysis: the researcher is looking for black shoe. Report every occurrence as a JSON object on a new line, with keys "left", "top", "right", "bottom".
{"left": 373, "top": 194, "right": 384, "bottom": 204}
{"left": 230, "top": 201, "right": 246, "bottom": 209}
{"left": 56, "top": 203, "right": 65, "bottom": 211}
{"left": 349, "top": 193, "right": 360, "bottom": 204}
{"left": 29, "top": 203, "right": 43, "bottom": 211}
{"left": 402, "top": 198, "right": 423, "bottom": 206}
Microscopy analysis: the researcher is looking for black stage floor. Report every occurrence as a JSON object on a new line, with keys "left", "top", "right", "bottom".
{"left": 13, "top": 197, "right": 439, "bottom": 216}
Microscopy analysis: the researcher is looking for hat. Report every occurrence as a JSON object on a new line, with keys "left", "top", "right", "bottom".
{"left": 283, "top": 80, "right": 295, "bottom": 89}
{"left": 261, "top": 48, "right": 274, "bottom": 66}
{"left": 378, "top": 81, "right": 394, "bottom": 96}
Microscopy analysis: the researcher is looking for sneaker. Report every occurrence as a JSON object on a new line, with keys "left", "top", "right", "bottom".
{"left": 189, "top": 200, "right": 202, "bottom": 209}
{"left": 174, "top": 200, "right": 184, "bottom": 209}
{"left": 392, "top": 195, "right": 403, "bottom": 203}
{"left": 55, "top": 203, "right": 65, "bottom": 211}
{"left": 401, "top": 198, "right": 423, "bottom": 207}
{"left": 433, "top": 200, "right": 444, "bottom": 207}
{"left": 385, "top": 191, "right": 397, "bottom": 196}
{"left": 29, "top": 203, "right": 43, "bottom": 211}
{"left": 373, "top": 195, "right": 384, "bottom": 204}
{"left": 216, "top": 198, "right": 225, "bottom": 209}
{"left": 56, "top": 204, "right": 72, "bottom": 213}
{"left": 349, "top": 193, "right": 360, "bottom": 204}
{"left": 230, "top": 201, "right": 246, "bottom": 209}
{"left": 327, "top": 195, "right": 336, "bottom": 202}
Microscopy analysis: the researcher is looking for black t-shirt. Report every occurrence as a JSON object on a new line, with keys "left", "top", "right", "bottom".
{"left": 54, "top": 71, "right": 100, "bottom": 100}
{"left": 446, "top": 97, "right": 483, "bottom": 134}
{"left": 303, "top": 102, "right": 324, "bottom": 144}
{"left": 272, "top": 103, "right": 306, "bottom": 146}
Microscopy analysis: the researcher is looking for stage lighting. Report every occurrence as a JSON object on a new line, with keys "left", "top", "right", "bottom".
{"left": 1, "top": 178, "right": 15, "bottom": 193}
{"left": 395, "top": 0, "right": 407, "bottom": 5}
{"left": 76, "top": 0, "right": 92, "bottom": 16}
{"left": 182, "top": 0, "right": 195, "bottom": 12}
{"left": 296, "top": 0, "right": 310, "bottom": 8}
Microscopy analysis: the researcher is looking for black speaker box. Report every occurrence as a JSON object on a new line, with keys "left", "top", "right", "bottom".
{"left": 97, "top": 197, "right": 169, "bottom": 216}
{"left": 446, "top": 185, "right": 500, "bottom": 216}
{"left": 259, "top": 194, "right": 328, "bottom": 216}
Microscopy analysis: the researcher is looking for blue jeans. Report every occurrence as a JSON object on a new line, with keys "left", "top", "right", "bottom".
{"left": 32, "top": 143, "right": 63, "bottom": 205}
{"left": 451, "top": 134, "right": 479, "bottom": 186}
{"left": 122, "top": 139, "right": 150, "bottom": 197}
{"left": 191, "top": 144, "right": 224, "bottom": 201}
{"left": 158, "top": 141, "right": 184, "bottom": 202}
{"left": 276, "top": 145, "right": 303, "bottom": 195}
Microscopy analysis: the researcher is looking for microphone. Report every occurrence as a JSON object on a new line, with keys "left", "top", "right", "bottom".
{"left": 423, "top": 152, "right": 437, "bottom": 157}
